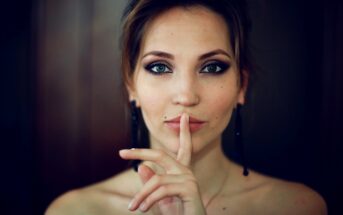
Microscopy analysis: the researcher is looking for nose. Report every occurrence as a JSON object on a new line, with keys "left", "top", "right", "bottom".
{"left": 171, "top": 73, "right": 200, "bottom": 107}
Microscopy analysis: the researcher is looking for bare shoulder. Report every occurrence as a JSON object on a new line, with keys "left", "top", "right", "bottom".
{"left": 252, "top": 173, "right": 327, "bottom": 215}
{"left": 45, "top": 169, "right": 142, "bottom": 215}
{"left": 45, "top": 188, "right": 87, "bottom": 215}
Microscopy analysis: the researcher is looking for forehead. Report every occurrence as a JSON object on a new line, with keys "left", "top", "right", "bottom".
{"left": 140, "top": 6, "right": 232, "bottom": 56}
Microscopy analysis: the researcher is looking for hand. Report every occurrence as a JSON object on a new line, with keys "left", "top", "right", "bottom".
{"left": 137, "top": 164, "right": 182, "bottom": 214}
{"left": 119, "top": 113, "right": 206, "bottom": 215}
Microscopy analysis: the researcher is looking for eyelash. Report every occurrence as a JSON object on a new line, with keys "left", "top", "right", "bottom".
{"left": 144, "top": 61, "right": 230, "bottom": 75}
{"left": 144, "top": 62, "right": 172, "bottom": 75}
{"left": 201, "top": 61, "right": 230, "bottom": 74}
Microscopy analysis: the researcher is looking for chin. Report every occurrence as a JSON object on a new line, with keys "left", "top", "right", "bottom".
{"left": 155, "top": 134, "right": 212, "bottom": 155}
{"left": 149, "top": 133, "right": 179, "bottom": 153}
{"left": 162, "top": 138, "right": 180, "bottom": 154}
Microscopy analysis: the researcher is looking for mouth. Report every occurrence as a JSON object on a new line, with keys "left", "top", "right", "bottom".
{"left": 164, "top": 115, "right": 206, "bottom": 133}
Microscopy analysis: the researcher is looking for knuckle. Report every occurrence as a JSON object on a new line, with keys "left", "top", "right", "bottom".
{"left": 188, "top": 185, "right": 198, "bottom": 194}
{"left": 185, "top": 179, "right": 199, "bottom": 193}
{"left": 146, "top": 186, "right": 168, "bottom": 204}
{"left": 152, "top": 175, "right": 162, "bottom": 184}
{"left": 159, "top": 185, "right": 169, "bottom": 195}
{"left": 154, "top": 149, "right": 165, "bottom": 161}
{"left": 184, "top": 180, "right": 195, "bottom": 187}
{"left": 183, "top": 168, "right": 193, "bottom": 175}
{"left": 144, "top": 196, "right": 152, "bottom": 205}
{"left": 189, "top": 175, "right": 197, "bottom": 182}
{"left": 180, "top": 167, "right": 194, "bottom": 177}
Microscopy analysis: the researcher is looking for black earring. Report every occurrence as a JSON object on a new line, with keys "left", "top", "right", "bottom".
{"left": 130, "top": 100, "right": 141, "bottom": 172}
{"left": 235, "top": 104, "right": 249, "bottom": 176}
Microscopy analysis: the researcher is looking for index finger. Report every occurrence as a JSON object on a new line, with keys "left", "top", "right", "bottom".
{"left": 176, "top": 113, "right": 192, "bottom": 166}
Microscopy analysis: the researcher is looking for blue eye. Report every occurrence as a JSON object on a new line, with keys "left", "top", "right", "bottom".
{"left": 145, "top": 62, "right": 171, "bottom": 75}
{"left": 201, "top": 62, "right": 229, "bottom": 74}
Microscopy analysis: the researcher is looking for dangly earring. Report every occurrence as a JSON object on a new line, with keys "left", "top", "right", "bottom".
{"left": 234, "top": 104, "right": 249, "bottom": 176}
{"left": 130, "top": 100, "right": 140, "bottom": 171}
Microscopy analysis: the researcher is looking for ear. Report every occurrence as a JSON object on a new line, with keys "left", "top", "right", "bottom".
{"left": 237, "top": 69, "right": 249, "bottom": 105}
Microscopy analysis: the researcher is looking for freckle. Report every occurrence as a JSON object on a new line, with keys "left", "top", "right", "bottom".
{"left": 220, "top": 86, "right": 223, "bottom": 88}
{"left": 164, "top": 116, "right": 167, "bottom": 119}
{"left": 222, "top": 207, "right": 227, "bottom": 210}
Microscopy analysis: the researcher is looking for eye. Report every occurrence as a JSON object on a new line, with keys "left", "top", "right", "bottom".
{"left": 201, "top": 62, "right": 230, "bottom": 74}
{"left": 145, "top": 62, "right": 172, "bottom": 75}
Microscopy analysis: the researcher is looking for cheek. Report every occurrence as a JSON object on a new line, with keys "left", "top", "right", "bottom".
{"left": 135, "top": 77, "right": 168, "bottom": 128}
{"left": 205, "top": 84, "right": 239, "bottom": 129}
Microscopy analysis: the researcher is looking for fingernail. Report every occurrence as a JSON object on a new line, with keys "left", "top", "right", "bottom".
{"left": 119, "top": 149, "right": 133, "bottom": 154}
{"left": 119, "top": 149, "right": 127, "bottom": 156}
{"left": 139, "top": 202, "right": 147, "bottom": 211}
{"left": 128, "top": 199, "right": 135, "bottom": 210}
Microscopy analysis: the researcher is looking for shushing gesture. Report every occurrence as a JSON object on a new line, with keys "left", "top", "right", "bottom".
{"left": 119, "top": 113, "right": 206, "bottom": 214}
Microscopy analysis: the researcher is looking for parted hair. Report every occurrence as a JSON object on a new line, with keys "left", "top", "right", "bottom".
{"left": 120, "top": 0, "right": 253, "bottom": 89}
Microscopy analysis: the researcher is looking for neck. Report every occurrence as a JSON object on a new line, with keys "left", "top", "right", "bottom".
{"left": 190, "top": 137, "right": 231, "bottom": 202}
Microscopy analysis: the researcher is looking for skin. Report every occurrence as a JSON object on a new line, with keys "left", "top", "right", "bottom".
{"left": 45, "top": 6, "right": 327, "bottom": 215}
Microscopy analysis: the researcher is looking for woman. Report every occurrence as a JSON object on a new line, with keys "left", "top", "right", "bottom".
{"left": 46, "top": 0, "right": 327, "bottom": 214}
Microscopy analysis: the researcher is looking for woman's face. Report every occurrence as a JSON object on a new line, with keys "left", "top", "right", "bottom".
{"left": 129, "top": 6, "right": 246, "bottom": 154}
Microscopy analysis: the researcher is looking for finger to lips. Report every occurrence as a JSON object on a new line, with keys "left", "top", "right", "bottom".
{"left": 177, "top": 113, "right": 192, "bottom": 166}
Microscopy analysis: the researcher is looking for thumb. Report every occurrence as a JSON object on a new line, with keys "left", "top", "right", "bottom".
{"left": 138, "top": 164, "right": 155, "bottom": 184}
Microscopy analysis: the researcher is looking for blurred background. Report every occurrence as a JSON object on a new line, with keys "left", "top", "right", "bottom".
{"left": 1, "top": 0, "right": 342, "bottom": 214}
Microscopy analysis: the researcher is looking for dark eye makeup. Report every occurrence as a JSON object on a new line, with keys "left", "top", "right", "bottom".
{"left": 144, "top": 60, "right": 230, "bottom": 75}
{"left": 200, "top": 61, "right": 230, "bottom": 75}
{"left": 144, "top": 61, "right": 172, "bottom": 75}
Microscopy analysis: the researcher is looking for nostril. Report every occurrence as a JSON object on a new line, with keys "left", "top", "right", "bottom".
{"left": 172, "top": 91, "right": 200, "bottom": 106}
{"left": 171, "top": 76, "right": 200, "bottom": 106}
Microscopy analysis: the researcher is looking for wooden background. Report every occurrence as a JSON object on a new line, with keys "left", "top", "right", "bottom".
{"left": 34, "top": 0, "right": 130, "bottom": 209}
{"left": 1, "top": 0, "right": 342, "bottom": 214}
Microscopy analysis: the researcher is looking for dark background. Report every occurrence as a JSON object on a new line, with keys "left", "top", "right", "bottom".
{"left": 1, "top": 0, "right": 342, "bottom": 214}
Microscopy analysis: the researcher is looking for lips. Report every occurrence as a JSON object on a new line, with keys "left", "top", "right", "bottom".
{"left": 164, "top": 115, "right": 206, "bottom": 133}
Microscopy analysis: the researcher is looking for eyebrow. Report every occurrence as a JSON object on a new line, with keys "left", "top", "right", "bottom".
{"left": 142, "top": 51, "right": 174, "bottom": 59}
{"left": 141, "top": 49, "right": 232, "bottom": 60}
{"left": 199, "top": 49, "right": 232, "bottom": 60}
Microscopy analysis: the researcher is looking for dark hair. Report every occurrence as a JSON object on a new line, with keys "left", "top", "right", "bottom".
{"left": 120, "top": 0, "right": 252, "bottom": 89}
